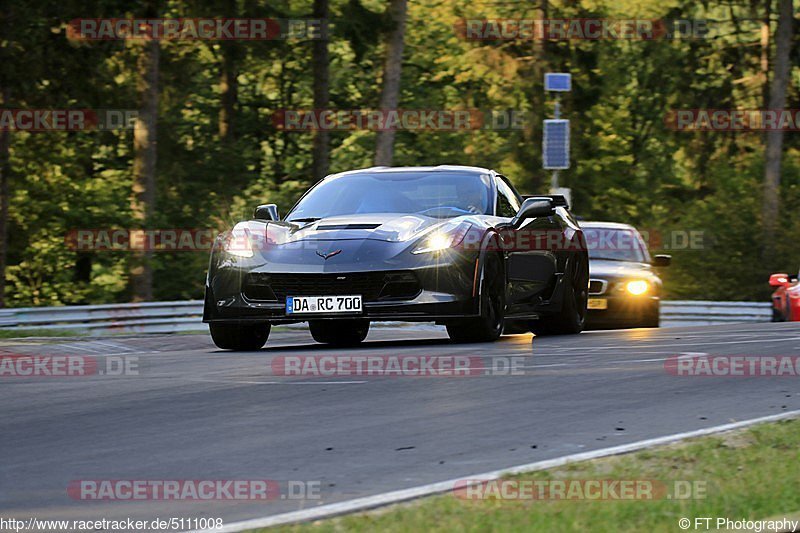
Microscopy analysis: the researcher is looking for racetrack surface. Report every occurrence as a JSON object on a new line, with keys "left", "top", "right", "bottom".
{"left": 2, "top": 323, "right": 799, "bottom": 526}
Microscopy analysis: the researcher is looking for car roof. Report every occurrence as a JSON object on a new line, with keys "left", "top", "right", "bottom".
{"left": 580, "top": 221, "right": 639, "bottom": 231}
{"left": 325, "top": 165, "right": 496, "bottom": 180}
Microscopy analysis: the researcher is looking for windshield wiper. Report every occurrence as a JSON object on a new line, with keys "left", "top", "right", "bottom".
{"left": 289, "top": 217, "right": 321, "bottom": 223}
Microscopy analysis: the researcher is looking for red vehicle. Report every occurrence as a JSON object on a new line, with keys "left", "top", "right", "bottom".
{"left": 769, "top": 271, "right": 800, "bottom": 322}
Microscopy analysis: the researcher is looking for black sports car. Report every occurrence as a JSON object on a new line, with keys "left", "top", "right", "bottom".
{"left": 582, "top": 222, "right": 671, "bottom": 329}
{"left": 203, "top": 165, "right": 588, "bottom": 349}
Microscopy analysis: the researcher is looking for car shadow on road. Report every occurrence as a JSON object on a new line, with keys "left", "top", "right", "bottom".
{"left": 257, "top": 337, "right": 457, "bottom": 352}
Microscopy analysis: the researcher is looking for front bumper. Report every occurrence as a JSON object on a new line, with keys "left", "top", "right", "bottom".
{"left": 585, "top": 295, "right": 659, "bottom": 326}
{"left": 204, "top": 248, "right": 481, "bottom": 324}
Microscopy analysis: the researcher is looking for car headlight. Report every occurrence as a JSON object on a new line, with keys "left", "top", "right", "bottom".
{"left": 625, "top": 280, "right": 649, "bottom": 295}
{"left": 412, "top": 222, "right": 472, "bottom": 254}
{"left": 222, "top": 226, "right": 254, "bottom": 258}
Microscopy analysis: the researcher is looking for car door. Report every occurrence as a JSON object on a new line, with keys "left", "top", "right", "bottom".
{"left": 494, "top": 176, "right": 560, "bottom": 313}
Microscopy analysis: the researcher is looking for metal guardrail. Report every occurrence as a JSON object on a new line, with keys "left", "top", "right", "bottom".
{"left": 660, "top": 300, "right": 772, "bottom": 325}
{"left": 0, "top": 300, "right": 205, "bottom": 335}
{"left": 0, "top": 299, "right": 774, "bottom": 336}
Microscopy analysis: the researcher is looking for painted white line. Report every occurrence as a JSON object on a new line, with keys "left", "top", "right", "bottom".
{"left": 182, "top": 378, "right": 367, "bottom": 385}
{"left": 194, "top": 409, "right": 800, "bottom": 533}
{"left": 83, "top": 350, "right": 163, "bottom": 357}
{"left": 604, "top": 352, "right": 707, "bottom": 365}
{"left": 546, "top": 337, "right": 800, "bottom": 352}
{"left": 89, "top": 340, "right": 137, "bottom": 352}
{"left": 604, "top": 357, "right": 670, "bottom": 364}
{"left": 523, "top": 356, "right": 680, "bottom": 367}
{"left": 102, "top": 350, "right": 163, "bottom": 356}
{"left": 58, "top": 342, "right": 105, "bottom": 354}
{"left": 234, "top": 380, "right": 368, "bottom": 385}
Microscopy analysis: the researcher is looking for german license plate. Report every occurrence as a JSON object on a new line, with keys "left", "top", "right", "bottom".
{"left": 286, "top": 295, "right": 363, "bottom": 315}
{"left": 587, "top": 298, "right": 608, "bottom": 310}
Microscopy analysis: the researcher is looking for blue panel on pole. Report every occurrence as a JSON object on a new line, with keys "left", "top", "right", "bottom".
{"left": 544, "top": 73, "right": 571, "bottom": 92}
{"left": 543, "top": 119, "right": 570, "bottom": 169}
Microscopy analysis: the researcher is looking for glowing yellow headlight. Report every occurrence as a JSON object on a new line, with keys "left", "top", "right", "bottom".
{"left": 223, "top": 226, "right": 254, "bottom": 258}
{"left": 412, "top": 222, "right": 472, "bottom": 254}
{"left": 625, "top": 280, "right": 649, "bottom": 295}
{"left": 426, "top": 232, "right": 452, "bottom": 252}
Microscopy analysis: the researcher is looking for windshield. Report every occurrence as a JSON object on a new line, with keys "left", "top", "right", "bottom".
{"left": 583, "top": 227, "right": 649, "bottom": 263}
{"left": 286, "top": 171, "right": 492, "bottom": 221}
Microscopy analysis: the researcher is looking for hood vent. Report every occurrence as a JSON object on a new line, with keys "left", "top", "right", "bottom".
{"left": 315, "top": 223, "right": 381, "bottom": 230}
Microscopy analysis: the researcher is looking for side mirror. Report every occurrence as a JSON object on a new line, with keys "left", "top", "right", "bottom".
{"left": 254, "top": 204, "right": 279, "bottom": 221}
{"left": 652, "top": 254, "right": 671, "bottom": 267}
{"left": 769, "top": 273, "right": 790, "bottom": 287}
{"left": 510, "top": 198, "right": 554, "bottom": 227}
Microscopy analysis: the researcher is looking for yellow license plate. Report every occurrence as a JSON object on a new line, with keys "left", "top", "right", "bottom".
{"left": 588, "top": 298, "right": 608, "bottom": 310}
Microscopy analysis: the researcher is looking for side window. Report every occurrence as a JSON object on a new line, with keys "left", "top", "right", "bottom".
{"left": 494, "top": 178, "right": 520, "bottom": 218}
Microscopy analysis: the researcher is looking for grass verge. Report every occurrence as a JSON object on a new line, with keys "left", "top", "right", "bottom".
{"left": 263, "top": 418, "right": 800, "bottom": 532}
{"left": 0, "top": 328, "right": 82, "bottom": 338}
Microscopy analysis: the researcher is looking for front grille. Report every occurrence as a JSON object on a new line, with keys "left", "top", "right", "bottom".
{"left": 243, "top": 271, "right": 421, "bottom": 303}
{"left": 588, "top": 279, "right": 607, "bottom": 295}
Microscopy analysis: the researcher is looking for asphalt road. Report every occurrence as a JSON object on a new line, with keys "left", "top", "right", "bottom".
{"left": 2, "top": 322, "right": 800, "bottom": 527}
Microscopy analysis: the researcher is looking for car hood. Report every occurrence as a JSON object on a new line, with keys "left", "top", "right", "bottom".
{"left": 271, "top": 213, "right": 468, "bottom": 243}
{"left": 589, "top": 259, "right": 654, "bottom": 279}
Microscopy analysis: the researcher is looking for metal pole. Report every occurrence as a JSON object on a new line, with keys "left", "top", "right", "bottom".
{"left": 551, "top": 93, "right": 561, "bottom": 189}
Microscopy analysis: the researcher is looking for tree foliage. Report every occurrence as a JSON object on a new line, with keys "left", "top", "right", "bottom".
{"left": 1, "top": 0, "right": 798, "bottom": 305}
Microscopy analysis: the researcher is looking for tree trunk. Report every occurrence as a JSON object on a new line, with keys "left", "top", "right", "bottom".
{"left": 374, "top": 0, "right": 407, "bottom": 166}
{"left": 218, "top": 0, "right": 238, "bottom": 142}
{"left": 219, "top": 43, "right": 238, "bottom": 142}
{"left": 759, "top": 1, "right": 771, "bottom": 109}
{"left": 0, "top": 87, "right": 9, "bottom": 308}
{"left": 311, "top": 0, "right": 330, "bottom": 181}
{"left": 130, "top": 32, "right": 159, "bottom": 302}
{"left": 761, "top": 0, "right": 792, "bottom": 257}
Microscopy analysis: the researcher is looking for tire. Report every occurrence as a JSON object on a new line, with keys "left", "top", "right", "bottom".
{"left": 309, "top": 319, "right": 369, "bottom": 346}
{"left": 209, "top": 322, "right": 270, "bottom": 350}
{"left": 447, "top": 253, "right": 505, "bottom": 343}
{"left": 531, "top": 255, "right": 588, "bottom": 335}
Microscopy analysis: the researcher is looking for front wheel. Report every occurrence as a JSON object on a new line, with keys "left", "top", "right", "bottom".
{"left": 309, "top": 319, "right": 369, "bottom": 346}
{"left": 209, "top": 322, "right": 270, "bottom": 350}
{"left": 447, "top": 253, "right": 505, "bottom": 343}
{"left": 531, "top": 255, "right": 587, "bottom": 335}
